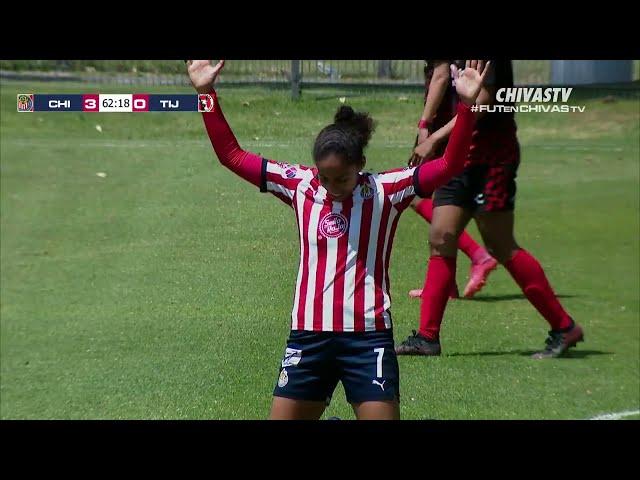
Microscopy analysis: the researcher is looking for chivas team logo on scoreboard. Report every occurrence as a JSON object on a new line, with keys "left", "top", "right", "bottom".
{"left": 17, "top": 94, "right": 34, "bottom": 112}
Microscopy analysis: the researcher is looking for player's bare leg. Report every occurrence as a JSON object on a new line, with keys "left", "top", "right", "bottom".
{"left": 269, "top": 397, "right": 327, "bottom": 420}
{"left": 409, "top": 198, "right": 462, "bottom": 299}
{"left": 409, "top": 196, "right": 497, "bottom": 299}
{"left": 473, "top": 211, "right": 519, "bottom": 263}
{"left": 351, "top": 400, "right": 400, "bottom": 420}
{"left": 397, "top": 205, "right": 472, "bottom": 355}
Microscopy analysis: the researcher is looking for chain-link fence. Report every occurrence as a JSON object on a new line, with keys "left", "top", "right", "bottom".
{"left": 0, "top": 59, "right": 554, "bottom": 84}
{"left": 2, "top": 60, "right": 638, "bottom": 96}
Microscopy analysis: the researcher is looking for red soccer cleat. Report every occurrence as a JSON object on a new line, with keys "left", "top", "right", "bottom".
{"left": 463, "top": 256, "right": 498, "bottom": 298}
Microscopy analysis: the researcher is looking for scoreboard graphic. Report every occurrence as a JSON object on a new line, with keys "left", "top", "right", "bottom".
{"left": 17, "top": 94, "right": 215, "bottom": 112}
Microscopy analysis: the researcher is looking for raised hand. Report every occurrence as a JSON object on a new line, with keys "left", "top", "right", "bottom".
{"left": 185, "top": 60, "right": 225, "bottom": 94}
{"left": 452, "top": 60, "right": 492, "bottom": 106}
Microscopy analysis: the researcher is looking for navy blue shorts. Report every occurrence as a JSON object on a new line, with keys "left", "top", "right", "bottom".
{"left": 273, "top": 329, "right": 400, "bottom": 405}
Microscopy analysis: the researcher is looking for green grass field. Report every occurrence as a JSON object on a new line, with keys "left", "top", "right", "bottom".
{"left": 1, "top": 81, "right": 639, "bottom": 419}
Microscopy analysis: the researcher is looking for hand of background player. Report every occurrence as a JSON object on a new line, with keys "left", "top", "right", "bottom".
{"left": 417, "top": 127, "right": 430, "bottom": 145}
{"left": 409, "top": 136, "right": 439, "bottom": 167}
{"left": 185, "top": 60, "right": 226, "bottom": 94}
{"left": 452, "top": 60, "right": 491, "bottom": 106}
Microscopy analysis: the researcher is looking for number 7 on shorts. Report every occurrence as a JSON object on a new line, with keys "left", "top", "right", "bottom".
{"left": 374, "top": 347, "right": 384, "bottom": 378}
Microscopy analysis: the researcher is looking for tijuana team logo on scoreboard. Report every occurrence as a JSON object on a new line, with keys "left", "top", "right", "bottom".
{"left": 198, "top": 94, "right": 214, "bottom": 112}
{"left": 17, "top": 94, "right": 34, "bottom": 112}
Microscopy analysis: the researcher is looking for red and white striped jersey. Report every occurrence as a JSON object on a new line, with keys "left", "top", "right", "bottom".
{"left": 261, "top": 159, "right": 419, "bottom": 332}
{"left": 200, "top": 88, "right": 475, "bottom": 332}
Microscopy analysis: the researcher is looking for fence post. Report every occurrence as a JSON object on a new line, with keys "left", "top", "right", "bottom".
{"left": 291, "top": 60, "right": 301, "bottom": 99}
{"left": 377, "top": 60, "right": 392, "bottom": 79}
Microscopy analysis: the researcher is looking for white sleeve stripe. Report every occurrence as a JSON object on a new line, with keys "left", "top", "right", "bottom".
{"left": 265, "top": 162, "right": 284, "bottom": 174}
{"left": 266, "top": 181, "right": 295, "bottom": 200}
{"left": 388, "top": 185, "right": 415, "bottom": 205}
{"left": 265, "top": 161, "right": 308, "bottom": 180}
{"left": 377, "top": 168, "right": 416, "bottom": 183}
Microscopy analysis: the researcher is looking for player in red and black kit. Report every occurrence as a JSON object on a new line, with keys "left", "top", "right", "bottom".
{"left": 397, "top": 60, "right": 585, "bottom": 359}
{"left": 186, "top": 59, "right": 490, "bottom": 419}
{"left": 408, "top": 60, "right": 498, "bottom": 300}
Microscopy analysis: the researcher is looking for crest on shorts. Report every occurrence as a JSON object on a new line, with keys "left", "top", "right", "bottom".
{"left": 278, "top": 368, "right": 289, "bottom": 387}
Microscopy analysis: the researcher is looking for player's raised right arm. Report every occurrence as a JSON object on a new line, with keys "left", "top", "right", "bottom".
{"left": 185, "top": 59, "right": 262, "bottom": 187}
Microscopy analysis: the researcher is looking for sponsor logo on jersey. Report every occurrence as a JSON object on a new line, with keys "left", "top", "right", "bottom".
{"left": 319, "top": 212, "right": 349, "bottom": 239}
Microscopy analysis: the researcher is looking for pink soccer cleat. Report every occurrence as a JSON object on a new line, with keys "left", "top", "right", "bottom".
{"left": 463, "top": 256, "right": 498, "bottom": 298}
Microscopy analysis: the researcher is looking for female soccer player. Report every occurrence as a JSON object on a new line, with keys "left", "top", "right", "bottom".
{"left": 396, "top": 60, "right": 584, "bottom": 358}
{"left": 185, "top": 59, "right": 490, "bottom": 419}
{"left": 408, "top": 59, "right": 498, "bottom": 300}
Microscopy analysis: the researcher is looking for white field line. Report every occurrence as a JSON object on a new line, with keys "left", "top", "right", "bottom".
{"left": 589, "top": 409, "right": 640, "bottom": 420}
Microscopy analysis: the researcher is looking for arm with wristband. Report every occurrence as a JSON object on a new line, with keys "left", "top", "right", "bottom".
{"left": 414, "top": 60, "right": 451, "bottom": 145}
{"left": 413, "top": 60, "right": 492, "bottom": 195}
{"left": 409, "top": 60, "right": 452, "bottom": 167}
{"left": 414, "top": 102, "right": 474, "bottom": 196}
{"left": 414, "top": 60, "right": 496, "bottom": 160}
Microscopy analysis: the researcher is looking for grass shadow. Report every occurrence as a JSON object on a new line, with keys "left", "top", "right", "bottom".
{"left": 466, "top": 294, "right": 578, "bottom": 303}
{"left": 446, "top": 349, "right": 612, "bottom": 359}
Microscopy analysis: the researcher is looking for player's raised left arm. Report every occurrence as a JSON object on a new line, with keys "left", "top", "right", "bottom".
{"left": 185, "top": 59, "right": 262, "bottom": 187}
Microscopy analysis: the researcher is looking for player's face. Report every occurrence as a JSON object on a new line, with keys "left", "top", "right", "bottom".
{"left": 316, "top": 153, "right": 363, "bottom": 201}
